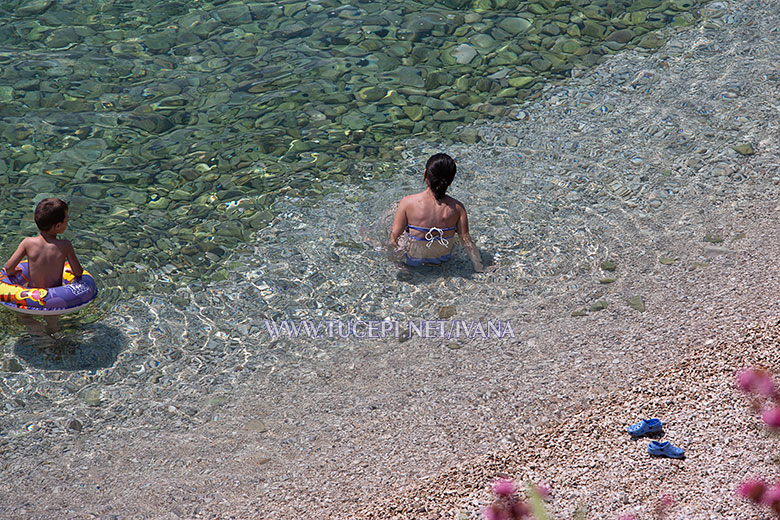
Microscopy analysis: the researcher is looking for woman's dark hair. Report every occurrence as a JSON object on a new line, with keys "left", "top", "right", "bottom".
{"left": 34, "top": 198, "right": 68, "bottom": 231}
{"left": 425, "top": 153, "right": 456, "bottom": 200}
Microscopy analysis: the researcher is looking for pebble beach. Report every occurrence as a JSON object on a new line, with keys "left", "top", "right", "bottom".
{"left": 2, "top": 0, "right": 780, "bottom": 519}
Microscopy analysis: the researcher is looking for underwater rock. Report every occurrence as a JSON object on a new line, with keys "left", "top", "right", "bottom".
{"left": 471, "top": 33, "right": 496, "bottom": 50}
{"left": 80, "top": 387, "right": 102, "bottom": 407}
{"left": 600, "top": 260, "right": 617, "bottom": 271}
{"left": 627, "top": 296, "right": 646, "bottom": 312}
{"left": 45, "top": 27, "right": 81, "bottom": 48}
{"left": 607, "top": 29, "right": 635, "bottom": 43}
{"left": 123, "top": 113, "right": 174, "bottom": 134}
{"left": 458, "top": 130, "right": 480, "bottom": 144}
{"left": 452, "top": 43, "right": 478, "bottom": 64}
{"left": 582, "top": 21, "right": 606, "bottom": 39}
{"left": 17, "top": 0, "right": 53, "bottom": 16}
{"left": 356, "top": 86, "right": 387, "bottom": 102}
{"left": 733, "top": 143, "right": 755, "bottom": 155}
{"left": 0, "top": 87, "right": 13, "bottom": 103}
{"left": 638, "top": 32, "right": 665, "bottom": 49}
{"left": 393, "top": 66, "right": 425, "bottom": 87}
{"left": 2, "top": 358, "right": 23, "bottom": 373}
{"left": 498, "top": 17, "right": 532, "bottom": 35}
{"left": 216, "top": 4, "right": 251, "bottom": 23}
{"left": 438, "top": 305, "right": 456, "bottom": 318}
{"left": 245, "top": 418, "right": 268, "bottom": 433}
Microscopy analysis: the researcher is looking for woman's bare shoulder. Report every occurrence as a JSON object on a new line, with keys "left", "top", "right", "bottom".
{"left": 445, "top": 195, "right": 465, "bottom": 210}
{"left": 399, "top": 191, "right": 426, "bottom": 206}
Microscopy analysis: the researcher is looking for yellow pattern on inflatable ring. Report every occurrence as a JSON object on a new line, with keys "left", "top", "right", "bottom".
{"left": 0, "top": 285, "right": 48, "bottom": 310}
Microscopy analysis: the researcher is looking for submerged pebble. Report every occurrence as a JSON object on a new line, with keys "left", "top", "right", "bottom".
{"left": 0, "top": 0, "right": 707, "bottom": 301}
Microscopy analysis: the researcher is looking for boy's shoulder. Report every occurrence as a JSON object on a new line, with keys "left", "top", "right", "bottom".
{"left": 19, "top": 235, "right": 39, "bottom": 247}
{"left": 52, "top": 237, "right": 74, "bottom": 249}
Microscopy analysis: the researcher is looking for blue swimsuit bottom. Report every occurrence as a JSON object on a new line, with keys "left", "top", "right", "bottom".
{"left": 404, "top": 224, "right": 456, "bottom": 267}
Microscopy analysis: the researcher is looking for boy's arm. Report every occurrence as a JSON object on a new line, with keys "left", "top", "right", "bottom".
{"left": 4, "top": 239, "right": 28, "bottom": 274}
{"left": 455, "top": 204, "right": 486, "bottom": 273}
{"left": 389, "top": 199, "right": 409, "bottom": 247}
{"left": 63, "top": 241, "right": 83, "bottom": 278}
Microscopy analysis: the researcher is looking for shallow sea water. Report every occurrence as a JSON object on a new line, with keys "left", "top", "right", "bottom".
{"left": 5, "top": 0, "right": 780, "bottom": 513}
{"left": 0, "top": 0, "right": 714, "bottom": 416}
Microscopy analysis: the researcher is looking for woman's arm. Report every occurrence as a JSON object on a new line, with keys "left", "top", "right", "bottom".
{"left": 455, "top": 204, "right": 485, "bottom": 273}
{"left": 389, "top": 199, "right": 409, "bottom": 247}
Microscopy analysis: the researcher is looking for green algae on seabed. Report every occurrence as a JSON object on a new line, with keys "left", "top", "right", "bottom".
{"left": 0, "top": 0, "right": 707, "bottom": 300}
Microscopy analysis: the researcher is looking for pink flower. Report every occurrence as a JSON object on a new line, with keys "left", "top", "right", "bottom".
{"left": 756, "top": 375, "right": 777, "bottom": 399}
{"left": 534, "top": 483, "right": 552, "bottom": 498}
{"left": 737, "top": 479, "right": 767, "bottom": 502}
{"left": 483, "top": 504, "right": 501, "bottom": 520}
{"left": 483, "top": 504, "right": 512, "bottom": 520}
{"left": 736, "top": 368, "right": 777, "bottom": 397}
{"left": 655, "top": 493, "right": 674, "bottom": 518}
{"left": 761, "top": 485, "right": 780, "bottom": 511}
{"left": 492, "top": 479, "right": 517, "bottom": 497}
{"left": 737, "top": 368, "right": 760, "bottom": 393}
{"left": 762, "top": 408, "right": 780, "bottom": 429}
{"left": 617, "top": 514, "right": 637, "bottom": 520}
{"left": 511, "top": 501, "right": 530, "bottom": 519}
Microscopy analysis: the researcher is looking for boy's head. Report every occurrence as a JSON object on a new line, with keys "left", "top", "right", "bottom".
{"left": 35, "top": 198, "right": 69, "bottom": 233}
{"left": 424, "top": 153, "right": 456, "bottom": 200}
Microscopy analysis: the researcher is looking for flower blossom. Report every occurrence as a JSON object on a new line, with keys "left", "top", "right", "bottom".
{"left": 492, "top": 479, "right": 518, "bottom": 497}
{"left": 534, "top": 483, "right": 552, "bottom": 498}
{"left": 762, "top": 484, "right": 780, "bottom": 512}
{"left": 736, "top": 368, "right": 777, "bottom": 398}
{"left": 737, "top": 479, "right": 767, "bottom": 502}
{"left": 762, "top": 408, "right": 780, "bottom": 429}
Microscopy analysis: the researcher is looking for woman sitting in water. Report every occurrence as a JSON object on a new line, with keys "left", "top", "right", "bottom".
{"left": 390, "top": 153, "right": 488, "bottom": 272}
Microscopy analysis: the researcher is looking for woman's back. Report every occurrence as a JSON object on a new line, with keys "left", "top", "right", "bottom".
{"left": 403, "top": 192, "right": 459, "bottom": 240}
{"left": 390, "top": 153, "right": 487, "bottom": 271}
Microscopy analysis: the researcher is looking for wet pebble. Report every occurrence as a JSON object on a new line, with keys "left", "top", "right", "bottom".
{"left": 627, "top": 296, "right": 646, "bottom": 312}
{"left": 438, "top": 306, "right": 457, "bottom": 319}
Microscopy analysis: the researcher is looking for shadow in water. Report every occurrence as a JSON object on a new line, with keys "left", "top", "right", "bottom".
{"left": 394, "top": 250, "right": 497, "bottom": 283}
{"left": 13, "top": 323, "right": 126, "bottom": 371}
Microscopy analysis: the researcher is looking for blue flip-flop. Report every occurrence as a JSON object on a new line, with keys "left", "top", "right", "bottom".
{"left": 647, "top": 441, "right": 685, "bottom": 459}
{"left": 627, "top": 418, "right": 663, "bottom": 437}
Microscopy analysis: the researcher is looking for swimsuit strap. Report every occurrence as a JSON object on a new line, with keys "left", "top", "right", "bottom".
{"left": 407, "top": 224, "right": 457, "bottom": 232}
{"left": 407, "top": 224, "right": 454, "bottom": 249}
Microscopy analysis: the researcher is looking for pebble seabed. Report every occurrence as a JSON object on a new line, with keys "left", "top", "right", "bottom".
{"left": 2, "top": 0, "right": 780, "bottom": 518}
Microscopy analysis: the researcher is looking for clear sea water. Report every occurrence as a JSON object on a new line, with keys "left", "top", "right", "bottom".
{"left": 1, "top": 0, "right": 736, "bottom": 465}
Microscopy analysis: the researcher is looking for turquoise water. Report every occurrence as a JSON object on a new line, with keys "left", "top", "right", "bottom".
{"left": 0, "top": 0, "right": 703, "bottom": 311}
{"left": 8, "top": 0, "right": 779, "bottom": 515}
{"left": 0, "top": 0, "right": 731, "bottom": 486}
{"left": 0, "top": 0, "right": 712, "bottom": 422}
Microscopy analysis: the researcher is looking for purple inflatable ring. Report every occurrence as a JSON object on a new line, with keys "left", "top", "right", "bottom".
{"left": 0, "top": 260, "right": 97, "bottom": 315}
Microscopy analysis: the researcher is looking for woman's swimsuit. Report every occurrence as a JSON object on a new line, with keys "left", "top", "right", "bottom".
{"left": 404, "top": 224, "right": 456, "bottom": 267}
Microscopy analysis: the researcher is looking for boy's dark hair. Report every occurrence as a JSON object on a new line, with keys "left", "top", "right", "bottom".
{"left": 35, "top": 198, "right": 68, "bottom": 232}
{"left": 425, "top": 153, "right": 456, "bottom": 201}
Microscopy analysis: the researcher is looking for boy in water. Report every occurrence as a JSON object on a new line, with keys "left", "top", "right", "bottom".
{"left": 4, "top": 198, "right": 83, "bottom": 333}
{"left": 390, "top": 153, "right": 489, "bottom": 272}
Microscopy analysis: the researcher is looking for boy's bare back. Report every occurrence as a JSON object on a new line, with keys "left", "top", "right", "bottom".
{"left": 15, "top": 235, "right": 77, "bottom": 288}
{"left": 4, "top": 198, "right": 83, "bottom": 289}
